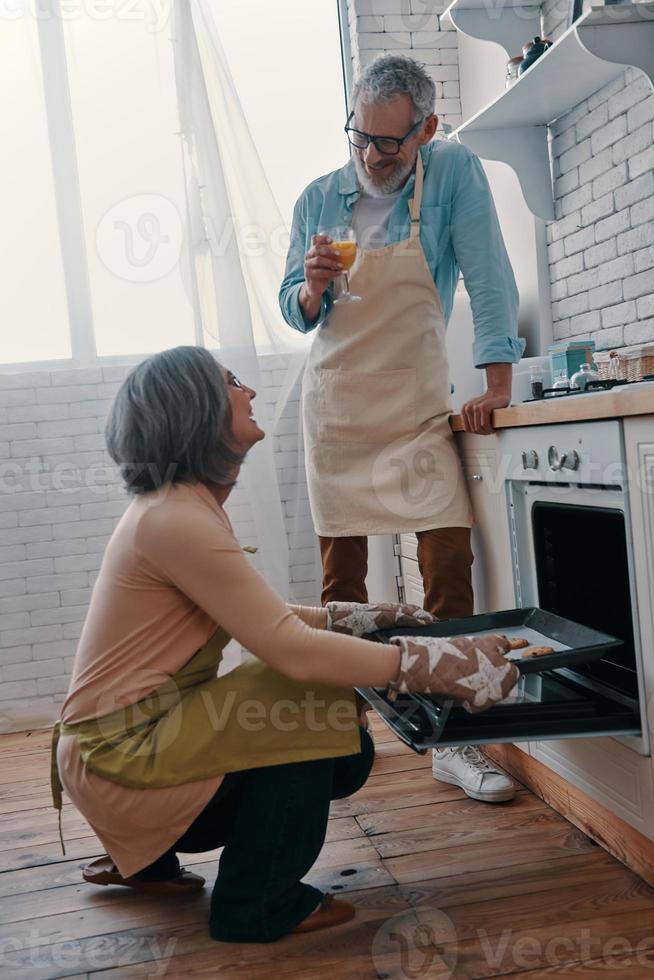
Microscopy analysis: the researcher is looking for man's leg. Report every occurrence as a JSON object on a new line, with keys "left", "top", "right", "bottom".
{"left": 415, "top": 526, "right": 473, "bottom": 620}
{"left": 319, "top": 535, "right": 368, "bottom": 606}
{"left": 416, "top": 526, "right": 515, "bottom": 804}
{"left": 319, "top": 534, "right": 372, "bottom": 727}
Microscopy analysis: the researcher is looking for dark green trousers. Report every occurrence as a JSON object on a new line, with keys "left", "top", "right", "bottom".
{"left": 135, "top": 727, "right": 375, "bottom": 943}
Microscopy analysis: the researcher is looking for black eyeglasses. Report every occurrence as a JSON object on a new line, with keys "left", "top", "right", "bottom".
{"left": 344, "top": 111, "right": 426, "bottom": 156}
{"left": 227, "top": 371, "right": 244, "bottom": 389}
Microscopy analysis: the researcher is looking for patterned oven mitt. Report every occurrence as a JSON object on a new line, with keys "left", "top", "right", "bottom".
{"left": 388, "top": 633, "right": 520, "bottom": 714}
{"left": 326, "top": 601, "right": 436, "bottom": 638}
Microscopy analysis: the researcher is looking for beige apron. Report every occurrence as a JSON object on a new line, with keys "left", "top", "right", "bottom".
{"left": 302, "top": 154, "right": 472, "bottom": 537}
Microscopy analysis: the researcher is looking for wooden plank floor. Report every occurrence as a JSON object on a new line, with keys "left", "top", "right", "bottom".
{"left": 2, "top": 721, "right": 654, "bottom": 979}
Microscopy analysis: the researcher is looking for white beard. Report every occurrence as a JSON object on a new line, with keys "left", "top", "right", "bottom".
{"left": 353, "top": 153, "right": 416, "bottom": 197}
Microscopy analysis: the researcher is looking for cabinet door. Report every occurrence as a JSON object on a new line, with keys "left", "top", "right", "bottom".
{"left": 456, "top": 433, "right": 515, "bottom": 613}
{"left": 400, "top": 555, "right": 425, "bottom": 606}
{"left": 397, "top": 434, "right": 515, "bottom": 614}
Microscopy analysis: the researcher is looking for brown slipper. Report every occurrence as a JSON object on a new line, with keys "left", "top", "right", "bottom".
{"left": 82, "top": 855, "right": 205, "bottom": 895}
{"left": 292, "top": 895, "right": 355, "bottom": 934}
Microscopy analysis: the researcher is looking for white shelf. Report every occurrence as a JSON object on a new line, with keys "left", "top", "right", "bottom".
{"left": 443, "top": 0, "right": 541, "bottom": 59}
{"left": 443, "top": 2, "right": 654, "bottom": 220}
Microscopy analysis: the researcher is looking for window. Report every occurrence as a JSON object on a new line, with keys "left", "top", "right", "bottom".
{"left": 0, "top": 18, "right": 71, "bottom": 363}
{"left": 63, "top": 14, "right": 196, "bottom": 357}
{"left": 214, "top": 0, "right": 348, "bottom": 226}
{"left": 1, "top": 1, "right": 348, "bottom": 366}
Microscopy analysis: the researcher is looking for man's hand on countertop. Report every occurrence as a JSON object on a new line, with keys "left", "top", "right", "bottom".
{"left": 461, "top": 363, "right": 512, "bottom": 435}
{"left": 460, "top": 387, "right": 512, "bottom": 434}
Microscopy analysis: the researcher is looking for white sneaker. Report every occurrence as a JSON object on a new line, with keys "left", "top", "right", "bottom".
{"left": 432, "top": 746, "right": 515, "bottom": 803}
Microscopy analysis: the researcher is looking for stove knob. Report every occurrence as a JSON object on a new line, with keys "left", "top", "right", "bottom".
{"left": 521, "top": 450, "right": 539, "bottom": 470}
{"left": 563, "top": 449, "right": 580, "bottom": 471}
{"left": 548, "top": 445, "right": 564, "bottom": 471}
{"left": 548, "top": 446, "right": 580, "bottom": 471}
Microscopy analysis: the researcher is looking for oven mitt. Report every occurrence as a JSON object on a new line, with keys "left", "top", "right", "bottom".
{"left": 388, "top": 633, "right": 520, "bottom": 714}
{"left": 325, "top": 601, "right": 436, "bottom": 638}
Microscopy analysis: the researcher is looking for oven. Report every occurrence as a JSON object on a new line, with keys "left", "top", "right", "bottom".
{"left": 504, "top": 419, "right": 649, "bottom": 755}
{"left": 359, "top": 418, "right": 646, "bottom": 755}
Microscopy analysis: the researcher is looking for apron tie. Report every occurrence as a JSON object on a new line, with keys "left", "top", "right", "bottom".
{"left": 51, "top": 720, "right": 66, "bottom": 856}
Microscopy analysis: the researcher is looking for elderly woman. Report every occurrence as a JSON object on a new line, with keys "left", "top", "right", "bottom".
{"left": 52, "top": 346, "right": 517, "bottom": 944}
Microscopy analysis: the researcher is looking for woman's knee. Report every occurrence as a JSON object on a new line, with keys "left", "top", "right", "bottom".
{"left": 331, "top": 726, "right": 375, "bottom": 800}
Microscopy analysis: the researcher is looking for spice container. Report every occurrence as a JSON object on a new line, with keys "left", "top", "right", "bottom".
{"left": 529, "top": 364, "right": 545, "bottom": 399}
{"left": 512, "top": 356, "right": 550, "bottom": 403}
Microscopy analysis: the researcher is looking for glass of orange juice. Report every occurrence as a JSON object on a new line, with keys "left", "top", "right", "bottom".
{"left": 323, "top": 226, "right": 361, "bottom": 304}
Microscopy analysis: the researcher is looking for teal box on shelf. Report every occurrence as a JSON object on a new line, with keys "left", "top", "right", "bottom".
{"left": 548, "top": 340, "right": 596, "bottom": 382}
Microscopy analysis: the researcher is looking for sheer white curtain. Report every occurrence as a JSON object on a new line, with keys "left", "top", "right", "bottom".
{"left": 172, "top": 0, "right": 317, "bottom": 601}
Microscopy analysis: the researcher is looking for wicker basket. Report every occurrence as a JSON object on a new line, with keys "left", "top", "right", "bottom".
{"left": 593, "top": 344, "right": 654, "bottom": 382}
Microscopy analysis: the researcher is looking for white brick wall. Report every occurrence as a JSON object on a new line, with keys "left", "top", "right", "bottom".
{"left": 544, "top": 0, "right": 654, "bottom": 352}
{"left": 0, "top": 356, "right": 320, "bottom": 732}
{"left": 347, "top": 0, "right": 462, "bottom": 133}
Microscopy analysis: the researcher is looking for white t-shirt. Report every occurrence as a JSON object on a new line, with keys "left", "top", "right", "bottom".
{"left": 351, "top": 190, "right": 402, "bottom": 251}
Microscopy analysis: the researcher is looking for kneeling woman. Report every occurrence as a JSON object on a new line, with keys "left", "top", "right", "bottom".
{"left": 52, "top": 346, "right": 517, "bottom": 944}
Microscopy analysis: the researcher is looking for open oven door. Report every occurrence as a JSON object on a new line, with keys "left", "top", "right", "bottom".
{"left": 357, "top": 609, "right": 642, "bottom": 754}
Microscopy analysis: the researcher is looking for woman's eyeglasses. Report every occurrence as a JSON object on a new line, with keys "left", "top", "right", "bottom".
{"left": 227, "top": 371, "right": 244, "bottom": 390}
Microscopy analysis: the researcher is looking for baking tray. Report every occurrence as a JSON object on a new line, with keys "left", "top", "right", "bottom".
{"left": 369, "top": 606, "right": 622, "bottom": 675}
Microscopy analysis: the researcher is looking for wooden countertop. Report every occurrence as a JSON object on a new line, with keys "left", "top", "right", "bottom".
{"left": 450, "top": 385, "right": 654, "bottom": 431}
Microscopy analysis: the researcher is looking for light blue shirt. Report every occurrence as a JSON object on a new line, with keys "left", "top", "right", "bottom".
{"left": 279, "top": 140, "right": 525, "bottom": 368}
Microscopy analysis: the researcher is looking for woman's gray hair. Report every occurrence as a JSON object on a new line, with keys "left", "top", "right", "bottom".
{"left": 352, "top": 54, "right": 436, "bottom": 121}
{"left": 106, "top": 346, "right": 245, "bottom": 495}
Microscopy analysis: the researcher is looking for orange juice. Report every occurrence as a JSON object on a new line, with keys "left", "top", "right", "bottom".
{"left": 332, "top": 240, "right": 357, "bottom": 271}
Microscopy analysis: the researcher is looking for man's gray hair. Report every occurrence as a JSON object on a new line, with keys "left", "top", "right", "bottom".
{"left": 352, "top": 54, "right": 436, "bottom": 121}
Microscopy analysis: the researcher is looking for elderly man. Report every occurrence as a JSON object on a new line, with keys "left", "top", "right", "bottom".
{"left": 279, "top": 54, "right": 525, "bottom": 803}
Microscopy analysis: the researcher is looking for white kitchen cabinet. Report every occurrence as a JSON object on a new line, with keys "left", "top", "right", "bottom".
{"left": 458, "top": 432, "right": 516, "bottom": 613}
{"left": 400, "top": 552, "right": 426, "bottom": 606}
{"left": 398, "top": 433, "right": 516, "bottom": 613}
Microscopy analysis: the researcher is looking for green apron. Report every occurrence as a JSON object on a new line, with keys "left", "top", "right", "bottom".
{"left": 51, "top": 626, "right": 359, "bottom": 853}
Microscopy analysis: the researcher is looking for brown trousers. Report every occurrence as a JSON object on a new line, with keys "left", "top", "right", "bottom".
{"left": 318, "top": 527, "right": 474, "bottom": 620}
